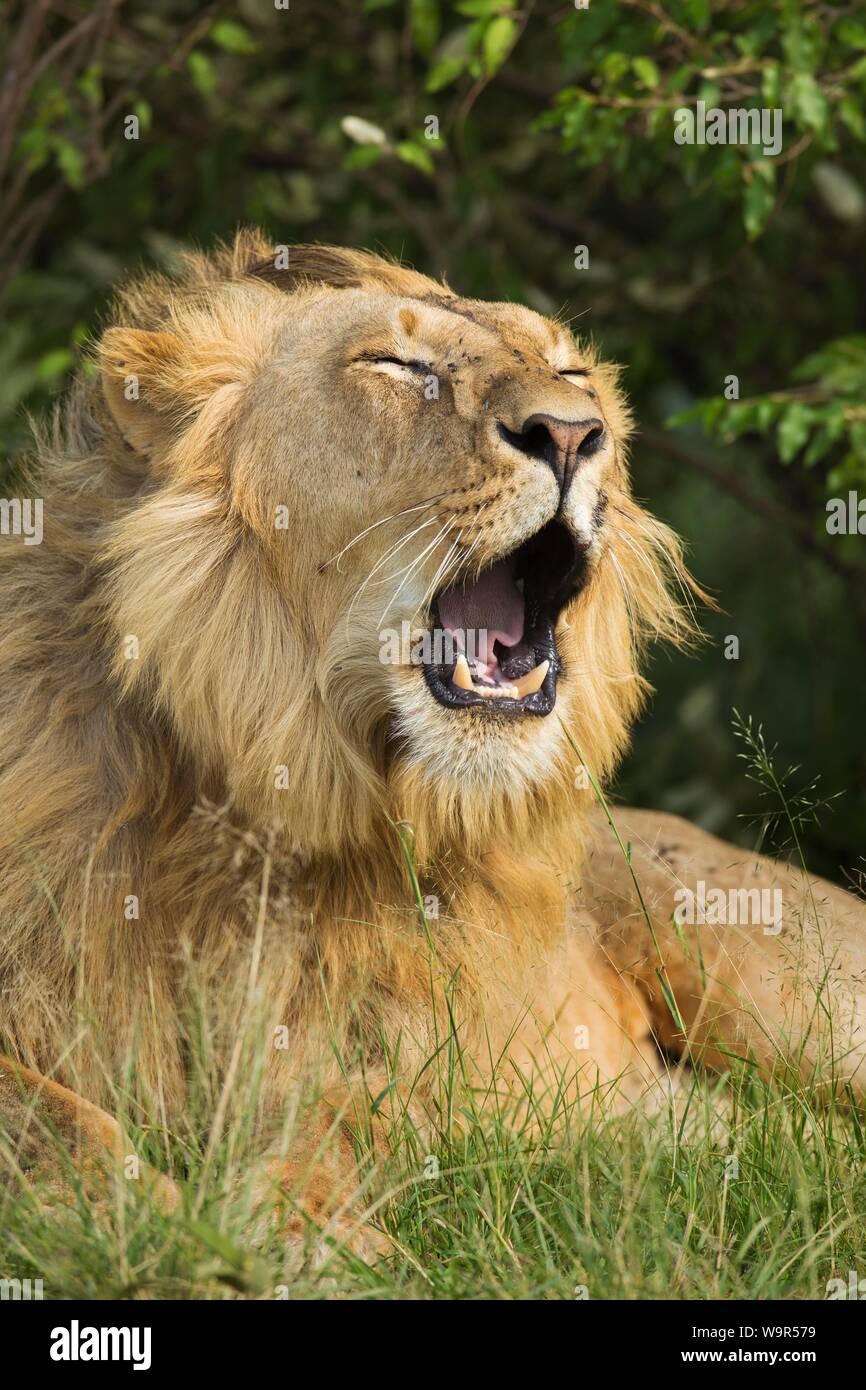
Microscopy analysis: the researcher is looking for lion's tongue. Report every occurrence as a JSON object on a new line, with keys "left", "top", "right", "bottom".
{"left": 437, "top": 558, "right": 524, "bottom": 682}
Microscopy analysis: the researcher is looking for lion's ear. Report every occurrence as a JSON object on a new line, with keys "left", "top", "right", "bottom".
{"left": 99, "top": 327, "right": 189, "bottom": 453}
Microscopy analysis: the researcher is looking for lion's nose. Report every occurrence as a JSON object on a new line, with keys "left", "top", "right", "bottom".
{"left": 498, "top": 413, "right": 606, "bottom": 497}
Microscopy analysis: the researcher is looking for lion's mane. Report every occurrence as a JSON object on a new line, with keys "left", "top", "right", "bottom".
{"left": 0, "top": 231, "right": 696, "bottom": 1117}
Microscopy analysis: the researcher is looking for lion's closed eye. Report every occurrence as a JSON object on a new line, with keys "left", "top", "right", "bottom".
{"left": 559, "top": 370, "right": 597, "bottom": 398}
{"left": 354, "top": 355, "right": 431, "bottom": 382}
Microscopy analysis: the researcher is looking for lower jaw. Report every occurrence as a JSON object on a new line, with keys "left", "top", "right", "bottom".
{"left": 421, "top": 618, "right": 560, "bottom": 717}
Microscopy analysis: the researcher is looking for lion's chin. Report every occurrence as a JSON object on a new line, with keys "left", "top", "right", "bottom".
{"left": 389, "top": 670, "right": 576, "bottom": 857}
{"left": 421, "top": 517, "right": 588, "bottom": 720}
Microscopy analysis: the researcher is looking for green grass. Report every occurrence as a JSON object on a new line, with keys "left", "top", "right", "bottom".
{"left": 2, "top": 720, "right": 862, "bottom": 1301}
{"left": 2, "top": 1047, "right": 865, "bottom": 1301}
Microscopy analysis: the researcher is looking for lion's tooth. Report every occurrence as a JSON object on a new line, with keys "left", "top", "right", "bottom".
{"left": 453, "top": 654, "right": 474, "bottom": 691}
{"left": 476, "top": 683, "right": 519, "bottom": 699}
{"left": 513, "top": 660, "right": 549, "bottom": 698}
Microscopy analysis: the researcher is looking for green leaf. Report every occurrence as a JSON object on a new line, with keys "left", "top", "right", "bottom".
{"left": 132, "top": 99, "right": 152, "bottom": 133}
{"left": 782, "top": 16, "right": 821, "bottom": 72}
{"left": 210, "top": 20, "right": 258, "bottom": 55}
{"left": 14, "top": 127, "right": 51, "bottom": 174}
{"left": 632, "top": 56, "right": 660, "bottom": 90}
{"left": 683, "top": 0, "right": 711, "bottom": 31}
{"left": 697, "top": 79, "right": 721, "bottom": 108}
{"left": 482, "top": 15, "right": 516, "bottom": 74}
{"left": 755, "top": 399, "right": 780, "bottom": 431}
{"left": 777, "top": 403, "right": 813, "bottom": 462}
{"left": 188, "top": 51, "right": 217, "bottom": 98}
{"left": 342, "top": 144, "right": 384, "bottom": 170}
{"left": 647, "top": 104, "right": 671, "bottom": 139}
{"left": 794, "top": 335, "right": 866, "bottom": 392}
{"left": 77, "top": 64, "right": 103, "bottom": 109}
{"left": 742, "top": 163, "right": 776, "bottom": 239}
{"left": 411, "top": 0, "right": 440, "bottom": 57}
{"left": 456, "top": 0, "right": 510, "bottom": 15}
{"left": 426, "top": 56, "right": 466, "bottom": 92}
{"left": 724, "top": 402, "right": 760, "bottom": 438}
{"left": 788, "top": 72, "right": 829, "bottom": 133}
{"left": 669, "top": 64, "right": 696, "bottom": 95}
{"left": 840, "top": 93, "right": 866, "bottom": 141}
{"left": 54, "top": 139, "right": 85, "bottom": 190}
{"left": 838, "top": 19, "right": 866, "bottom": 50}
{"left": 761, "top": 63, "right": 782, "bottom": 108}
{"left": 666, "top": 398, "right": 726, "bottom": 433}
{"left": 600, "top": 52, "right": 630, "bottom": 85}
{"left": 395, "top": 140, "right": 435, "bottom": 175}
{"left": 559, "top": 99, "right": 592, "bottom": 148}
{"left": 803, "top": 427, "right": 832, "bottom": 468}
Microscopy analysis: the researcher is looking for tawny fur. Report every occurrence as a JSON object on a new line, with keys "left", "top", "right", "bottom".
{"left": 1, "top": 230, "right": 863, "bottom": 1178}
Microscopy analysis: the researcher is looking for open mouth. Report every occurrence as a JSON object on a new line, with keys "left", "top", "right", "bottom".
{"left": 422, "top": 519, "right": 587, "bottom": 717}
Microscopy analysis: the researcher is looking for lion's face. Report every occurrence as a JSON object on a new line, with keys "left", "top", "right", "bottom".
{"left": 100, "top": 240, "right": 689, "bottom": 855}
{"left": 245, "top": 281, "right": 632, "bottom": 789}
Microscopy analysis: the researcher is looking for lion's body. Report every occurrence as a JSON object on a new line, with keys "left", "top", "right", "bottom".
{"left": 1, "top": 233, "right": 864, "bottom": 1237}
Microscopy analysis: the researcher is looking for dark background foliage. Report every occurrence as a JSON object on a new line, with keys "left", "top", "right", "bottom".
{"left": 1, "top": 0, "right": 864, "bottom": 885}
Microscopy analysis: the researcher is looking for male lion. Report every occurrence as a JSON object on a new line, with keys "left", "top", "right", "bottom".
{"left": 1, "top": 230, "right": 864, "bottom": 1252}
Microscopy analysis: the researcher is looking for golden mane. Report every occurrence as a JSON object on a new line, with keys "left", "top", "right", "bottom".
{"left": 0, "top": 230, "right": 700, "bottom": 1118}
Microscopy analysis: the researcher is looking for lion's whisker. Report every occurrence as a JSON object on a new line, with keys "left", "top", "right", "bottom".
{"left": 376, "top": 519, "right": 451, "bottom": 592}
{"left": 409, "top": 505, "right": 499, "bottom": 629}
{"left": 377, "top": 521, "right": 448, "bottom": 587}
{"left": 377, "top": 520, "right": 456, "bottom": 627}
{"left": 414, "top": 537, "right": 462, "bottom": 623}
{"left": 346, "top": 516, "right": 439, "bottom": 622}
{"left": 318, "top": 491, "right": 452, "bottom": 573}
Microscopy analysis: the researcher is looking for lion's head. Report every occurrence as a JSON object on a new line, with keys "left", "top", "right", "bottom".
{"left": 95, "top": 231, "right": 696, "bottom": 863}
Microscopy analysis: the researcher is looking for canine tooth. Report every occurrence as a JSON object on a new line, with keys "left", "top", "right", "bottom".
{"left": 453, "top": 654, "right": 474, "bottom": 691}
{"left": 513, "top": 660, "right": 549, "bottom": 698}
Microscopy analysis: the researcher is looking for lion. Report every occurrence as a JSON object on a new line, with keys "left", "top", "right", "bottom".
{"left": 1, "top": 230, "right": 864, "bottom": 1254}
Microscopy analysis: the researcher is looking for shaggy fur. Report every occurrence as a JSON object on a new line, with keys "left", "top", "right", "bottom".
{"left": 1, "top": 232, "right": 864, "bottom": 1215}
